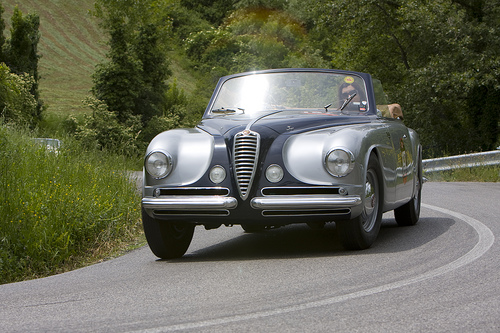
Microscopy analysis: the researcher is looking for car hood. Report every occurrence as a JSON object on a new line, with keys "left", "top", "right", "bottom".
{"left": 197, "top": 111, "right": 373, "bottom": 137}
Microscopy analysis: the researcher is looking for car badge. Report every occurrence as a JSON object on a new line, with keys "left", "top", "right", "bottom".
{"left": 242, "top": 129, "right": 251, "bottom": 136}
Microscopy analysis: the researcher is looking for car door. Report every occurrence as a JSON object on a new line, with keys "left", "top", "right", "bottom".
{"left": 388, "top": 123, "right": 414, "bottom": 203}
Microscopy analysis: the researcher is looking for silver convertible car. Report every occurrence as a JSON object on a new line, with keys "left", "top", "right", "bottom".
{"left": 142, "top": 68, "right": 422, "bottom": 259}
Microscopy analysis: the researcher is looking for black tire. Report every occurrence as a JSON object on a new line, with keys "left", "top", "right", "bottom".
{"left": 142, "top": 209, "right": 195, "bottom": 259}
{"left": 394, "top": 149, "right": 422, "bottom": 226}
{"left": 337, "top": 154, "right": 383, "bottom": 250}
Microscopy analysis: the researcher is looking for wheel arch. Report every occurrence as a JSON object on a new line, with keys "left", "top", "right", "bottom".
{"left": 364, "top": 145, "right": 387, "bottom": 210}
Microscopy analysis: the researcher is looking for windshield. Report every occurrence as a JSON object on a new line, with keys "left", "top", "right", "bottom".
{"left": 209, "top": 72, "right": 368, "bottom": 117}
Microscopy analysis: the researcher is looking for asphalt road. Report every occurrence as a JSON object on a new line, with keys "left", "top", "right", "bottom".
{"left": 1, "top": 182, "right": 499, "bottom": 332}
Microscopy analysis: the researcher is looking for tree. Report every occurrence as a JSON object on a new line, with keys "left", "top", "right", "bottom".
{"left": 92, "top": 20, "right": 143, "bottom": 123}
{"left": 304, "top": 0, "right": 500, "bottom": 156}
{"left": 91, "top": 0, "right": 171, "bottom": 125}
{"left": 4, "top": 6, "right": 43, "bottom": 123}
{"left": 133, "top": 23, "right": 171, "bottom": 122}
{"left": 0, "top": 3, "right": 5, "bottom": 62}
{"left": 180, "top": 0, "right": 235, "bottom": 25}
{"left": 0, "top": 63, "right": 37, "bottom": 127}
{"left": 185, "top": 7, "right": 327, "bottom": 76}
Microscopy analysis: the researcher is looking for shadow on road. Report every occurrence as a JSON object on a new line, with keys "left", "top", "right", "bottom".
{"left": 161, "top": 216, "right": 454, "bottom": 263}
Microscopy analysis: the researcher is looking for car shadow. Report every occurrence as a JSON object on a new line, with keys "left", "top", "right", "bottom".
{"left": 161, "top": 216, "right": 455, "bottom": 263}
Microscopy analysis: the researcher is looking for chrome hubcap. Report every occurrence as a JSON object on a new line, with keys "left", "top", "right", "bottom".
{"left": 362, "top": 170, "right": 378, "bottom": 232}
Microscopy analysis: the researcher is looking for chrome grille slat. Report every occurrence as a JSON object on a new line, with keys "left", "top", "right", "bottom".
{"left": 233, "top": 130, "right": 260, "bottom": 200}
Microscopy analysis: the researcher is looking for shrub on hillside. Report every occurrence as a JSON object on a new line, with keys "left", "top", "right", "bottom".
{"left": 68, "top": 97, "right": 143, "bottom": 157}
{"left": 0, "top": 63, "right": 37, "bottom": 127}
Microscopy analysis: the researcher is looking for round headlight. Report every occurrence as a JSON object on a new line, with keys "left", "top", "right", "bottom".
{"left": 209, "top": 165, "right": 226, "bottom": 184}
{"left": 145, "top": 151, "right": 173, "bottom": 179}
{"left": 266, "top": 164, "right": 284, "bottom": 183}
{"left": 325, "top": 149, "right": 355, "bottom": 177}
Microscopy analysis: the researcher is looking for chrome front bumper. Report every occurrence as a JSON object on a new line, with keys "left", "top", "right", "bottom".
{"left": 142, "top": 195, "right": 361, "bottom": 211}
{"left": 250, "top": 195, "right": 362, "bottom": 209}
{"left": 142, "top": 196, "right": 238, "bottom": 210}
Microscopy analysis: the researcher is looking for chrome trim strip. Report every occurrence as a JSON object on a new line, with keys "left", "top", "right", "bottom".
{"left": 151, "top": 186, "right": 230, "bottom": 192}
{"left": 250, "top": 195, "right": 361, "bottom": 210}
{"left": 260, "top": 186, "right": 342, "bottom": 196}
{"left": 142, "top": 196, "right": 238, "bottom": 210}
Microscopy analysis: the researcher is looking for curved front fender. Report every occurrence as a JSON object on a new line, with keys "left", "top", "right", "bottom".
{"left": 144, "top": 128, "right": 214, "bottom": 186}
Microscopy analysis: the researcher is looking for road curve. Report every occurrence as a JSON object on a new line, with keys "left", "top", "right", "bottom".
{"left": 1, "top": 182, "right": 499, "bottom": 332}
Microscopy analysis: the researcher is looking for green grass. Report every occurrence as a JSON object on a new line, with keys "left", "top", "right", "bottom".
{"left": 424, "top": 165, "right": 500, "bottom": 182}
{"left": 0, "top": 125, "right": 142, "bottom": 284}
{"left": 3, "top": 0, "right": 107, "bottom": 115}
{"left": 2, "top": 0, "right": 201, "bottom": 117}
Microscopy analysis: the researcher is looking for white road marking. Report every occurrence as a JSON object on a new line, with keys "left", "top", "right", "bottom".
{"left": 130, "top": 204, "right": 495, "bottom": 332}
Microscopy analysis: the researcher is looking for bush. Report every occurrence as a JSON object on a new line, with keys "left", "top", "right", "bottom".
{"left": 0, "top": 63, "right": 38, "bottom": 128}
{"left": 0, "top": 125, "right": 141, "bottom": 284}
{"left": 71, "top": 97, "right": 143, "bottom": 157}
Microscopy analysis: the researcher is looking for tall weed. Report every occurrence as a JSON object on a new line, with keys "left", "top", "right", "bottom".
{"left": 0, "top": 126, "right": 141, "bottom": 284}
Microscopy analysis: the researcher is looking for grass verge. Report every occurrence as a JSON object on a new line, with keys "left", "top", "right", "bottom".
{"left": 424, "top": 165, "right": 500, "bottom": 182}
{"left": 0, "top": 125, "right": 142, "bottom": 284}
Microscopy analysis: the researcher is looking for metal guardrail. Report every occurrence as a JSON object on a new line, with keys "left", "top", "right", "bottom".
{"left": 423, "top": 150, "right": 500, "bottom": 173}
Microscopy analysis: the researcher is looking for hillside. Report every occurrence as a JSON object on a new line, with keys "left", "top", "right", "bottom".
{"left": 3, "top": 0, "right": 107, "bottom": 115}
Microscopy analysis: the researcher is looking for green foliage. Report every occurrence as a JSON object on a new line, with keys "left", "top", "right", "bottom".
{"left": 0, "top": 63, "right": 37, "bottom": 127}
{"left": 180, "top": 0, "right": 235, "bottom": 25}
{"left": 138, "top": 79, "right": 193, "bottom": 143}
{"left": 163, "top": 2, "right": 212, "bottom": 41}
{"left": 0, "top": 125, "right": 141, "bottom": 284}
{"left": 185, "top": 7, "right": 327, "bottom": 76}
{"left": 0, "top": 5, "right": 43, "bottom": 127}
{"left": 71, "top": 97, "right": 143, "bottom": 156}
{"left": 235, "top": 0, "right": 288, "bottom": 10}
{"left": 133, "top": 23, "right": 171, "bottom": 121}
{"left": 5, "top": 7, "right": 40, "bottom": 75}
{"left": 165, "top": 78, "right": 188, "bottom": 112}
{"left": 2, "top": 0, "right": 107, "bottom": 115}
{"left": 4, "top": 6, "right": 43, "bottom": 121}
{"left": 0, "top": 3, "right": 5, "bottom": 61}
{"left": 425, "top": 165, "right": 500, "bottom": 182}
{"left": 92, "top": 22, "right": 143, "bottom": 123}
{"left": 304, "top": 0, "right": 500, "bottom": 157}
{"left": 90, "top": 0, "right": 172, "bottom": 149}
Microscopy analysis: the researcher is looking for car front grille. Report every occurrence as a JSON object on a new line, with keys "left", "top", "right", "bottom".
{"left": 233, "top": 130, "right": 260, "bottom": 200}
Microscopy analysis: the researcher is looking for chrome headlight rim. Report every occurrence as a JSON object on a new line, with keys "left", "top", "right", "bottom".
{"left": 209, "top": 165, "right": 227, "bottom": 184}
{"left": 324, "top": 148, "right": 355, "bottom": 177}
{"left": 265, "top": 164, "right": 284, "bottom": 183}
{"left": 145, "top": 150, "right": 174, "bottom": 180}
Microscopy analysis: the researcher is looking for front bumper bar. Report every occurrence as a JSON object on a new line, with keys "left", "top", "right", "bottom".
{"left": 250, "top": 195, "right": 362, "bottom": 209}
{"left": 142, "top": 196, "right": 238, "bottom": 210}
{"left": 142, "top": 195, "right": 361, "bottom": 211}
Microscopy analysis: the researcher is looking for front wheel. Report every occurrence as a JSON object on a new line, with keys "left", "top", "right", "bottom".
{"left": 142, "top": 209, "right": 195, "bottom": 259}
{"left": 337, "top": 154, "right": 383, "bottom": 250}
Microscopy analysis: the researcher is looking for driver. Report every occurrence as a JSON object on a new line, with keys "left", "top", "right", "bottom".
{"left": 337, "top": 81, "right": 366, "bottom": 111}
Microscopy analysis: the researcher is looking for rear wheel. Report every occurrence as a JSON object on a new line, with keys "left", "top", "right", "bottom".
{"left": 142, "top": 209, "right": 195, "bottom": 259}
{"left": 337, "top": 154, "right": 383, "bottom": 250}
{"left": 395, "top": 149, "right": 422, "bottom": 226}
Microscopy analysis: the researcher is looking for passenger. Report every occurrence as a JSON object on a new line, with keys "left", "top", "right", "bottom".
{"left": 378, "top": 103, "right": 404, "bottom": 119}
